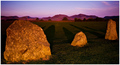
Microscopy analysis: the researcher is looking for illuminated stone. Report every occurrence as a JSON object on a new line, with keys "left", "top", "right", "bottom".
{"left": 71, "top": 31, "right": 87, "bottom": 47}
{"left": 4, "top": 20, "right": 51, "bottom": 62}
{"left": 105, "top": 19, "right": 118, "bottom": 40}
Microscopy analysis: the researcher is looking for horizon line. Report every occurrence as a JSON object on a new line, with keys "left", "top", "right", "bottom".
{"left": 1, "top": 14, "right": 119, "bottom": 18}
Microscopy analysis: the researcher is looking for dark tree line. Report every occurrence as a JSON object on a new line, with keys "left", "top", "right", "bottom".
{"left": 62, "top": 17, "right": 68, "bottom": 21}
{"left": 74, "top": 17, "right": 107, "bottom": 22}
{"left": 36, "top": 17, "right": 118, "bottom": 22}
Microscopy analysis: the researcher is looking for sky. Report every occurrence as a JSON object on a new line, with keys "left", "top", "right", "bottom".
{"left": 1, "top": 1, "right": 119, "bottom": 18}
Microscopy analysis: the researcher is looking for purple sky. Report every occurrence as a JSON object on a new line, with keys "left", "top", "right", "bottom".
{"left": 1, "top": 1, "right": 119, "bottom": 18}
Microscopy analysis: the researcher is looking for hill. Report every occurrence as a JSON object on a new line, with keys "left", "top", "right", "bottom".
{"left": 18, "top": 16, "right": 37, "bottom": 20}
{"left": 70, "top": 14, "right": 98, "bottom": 20}
{"left": 1, "top": 16, "right": 19, "bottom": 20}
{"left": 2, "top": 14, "right": 119, "bottom": 21}
{"left": 41, "top": 14, "right": 98, "bottom": 21}
{"left": 104, "top": 16, "right": 119, "bottom": 19}
{"left": 1, "top": 16, "right": 38, "bottom": 21}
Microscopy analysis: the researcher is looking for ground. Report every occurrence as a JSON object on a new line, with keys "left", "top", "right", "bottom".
{"left": 1, "top": 20, "right": 119, "bottom": 64}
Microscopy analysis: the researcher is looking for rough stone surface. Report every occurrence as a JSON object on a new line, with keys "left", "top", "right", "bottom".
{"left": 4, "top": 20, "right": 51, "bottom": 62}
{"left": 105, "top": 19, "right": 118, "bottom": 40}
{"left": 71, "top": 31, "right": 87, "bottom": 47}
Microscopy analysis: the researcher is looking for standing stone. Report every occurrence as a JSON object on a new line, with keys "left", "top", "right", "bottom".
{"left": 105, "top": 19, "right": 118, "bottom": 40}
{"left": 4, "top": 20, "right": 51, "bottom": 62}
{"left": 71, "top": 31, "right": 87, "bottom": 47}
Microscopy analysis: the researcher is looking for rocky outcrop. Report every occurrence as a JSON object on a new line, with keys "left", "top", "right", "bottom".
{"left": 105, "top": 19, "right": 118, "bottom": 40}
{"left": 71, "top": 31, "right": 87, "bottom": 47}
{"left": 4, "top": 20, "right": 51, "bottom": 62}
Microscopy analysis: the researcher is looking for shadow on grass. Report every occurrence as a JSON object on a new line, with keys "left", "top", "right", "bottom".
{"left": 41, "top": 26, "right": 46, "bottom": 30}
{"left": 44, "top": 25, "right": 55, "bottom": 53}
{"left": 70, "top": 24, "right": 105, "bottom": 38}
{"left": 84, "top": 26, "right": 106, "bottom": 33}
{"left": 1, "top": 35, "right": 7, "bottom": 64}
{"left": 63, "top": 27, "right": 74, "bottom": 43}
{"left": 1, "top": 22, "right": 13, "bottom": 64}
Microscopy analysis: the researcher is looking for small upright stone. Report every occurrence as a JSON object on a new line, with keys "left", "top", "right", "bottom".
{"left": 105, "top": 19, "right": 118, "bottom": 40}
{"left": 4, "top": 20, "right": 51, "bottom": 62}
{"left": 71, "top": 31, "right": 87, "bottom": 47}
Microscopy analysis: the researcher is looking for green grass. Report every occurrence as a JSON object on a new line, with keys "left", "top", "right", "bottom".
{"left": 1, "top": 21, "right": 119, "bottom": 64}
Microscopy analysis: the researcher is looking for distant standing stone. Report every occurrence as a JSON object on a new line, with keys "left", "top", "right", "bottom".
{"left": 105, "top": 19, "right": 118, "bottom": 40}
{"left": 71, "top": 31, "right": 87, "bottom": 47}
{"left": 4, "top": 20, "right": 51, "bottom": 62}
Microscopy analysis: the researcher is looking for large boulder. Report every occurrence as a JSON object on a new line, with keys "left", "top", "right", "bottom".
{"left": 105, "top": 19, "right": 118, "bottom": 40}
{"left": 4, "top": 20, "right": 51, "bottom": 62}
{"left": 71, "top": 31, "right": 87, "bottom": 47}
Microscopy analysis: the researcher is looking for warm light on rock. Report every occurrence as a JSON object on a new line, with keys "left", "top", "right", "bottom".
{"left": 71, "top": 31, "right": 87, "bottom": 47}
{"left": 4, "top": 20, "right": 51, "bottom": 62}
{"left": 105, "top": 19, "right": 118, "bottom": 40}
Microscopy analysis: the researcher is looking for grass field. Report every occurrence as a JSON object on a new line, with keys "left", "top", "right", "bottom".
{"left": 1, "top": 20, "right": 119, "bottom": 64}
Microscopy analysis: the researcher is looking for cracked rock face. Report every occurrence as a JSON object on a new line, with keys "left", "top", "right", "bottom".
{"left": 4, "top": 20, "right": 51, "bottom": 62}
{"left": 71, "top": 31, "right": 87, "bottom": 47}
{"left": 105, "top": 19, "right": 118, "bottom": 40}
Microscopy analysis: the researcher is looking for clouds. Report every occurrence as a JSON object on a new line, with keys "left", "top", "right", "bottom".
{"left": 102, "top": 1, "right": 110, "bottom": 6}
{"left": 75, "top": 1, "right": 119, "bottom": 17}
{"left": 76, "top": 7, "right": 119, "bottom": 17}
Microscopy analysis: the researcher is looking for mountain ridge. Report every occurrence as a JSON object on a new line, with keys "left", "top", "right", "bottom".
{"left": 41, "top": 14, "right": 98, "bottom": 21}
{"left": 1, "top": 13, "right": 119, "bottom": 21}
